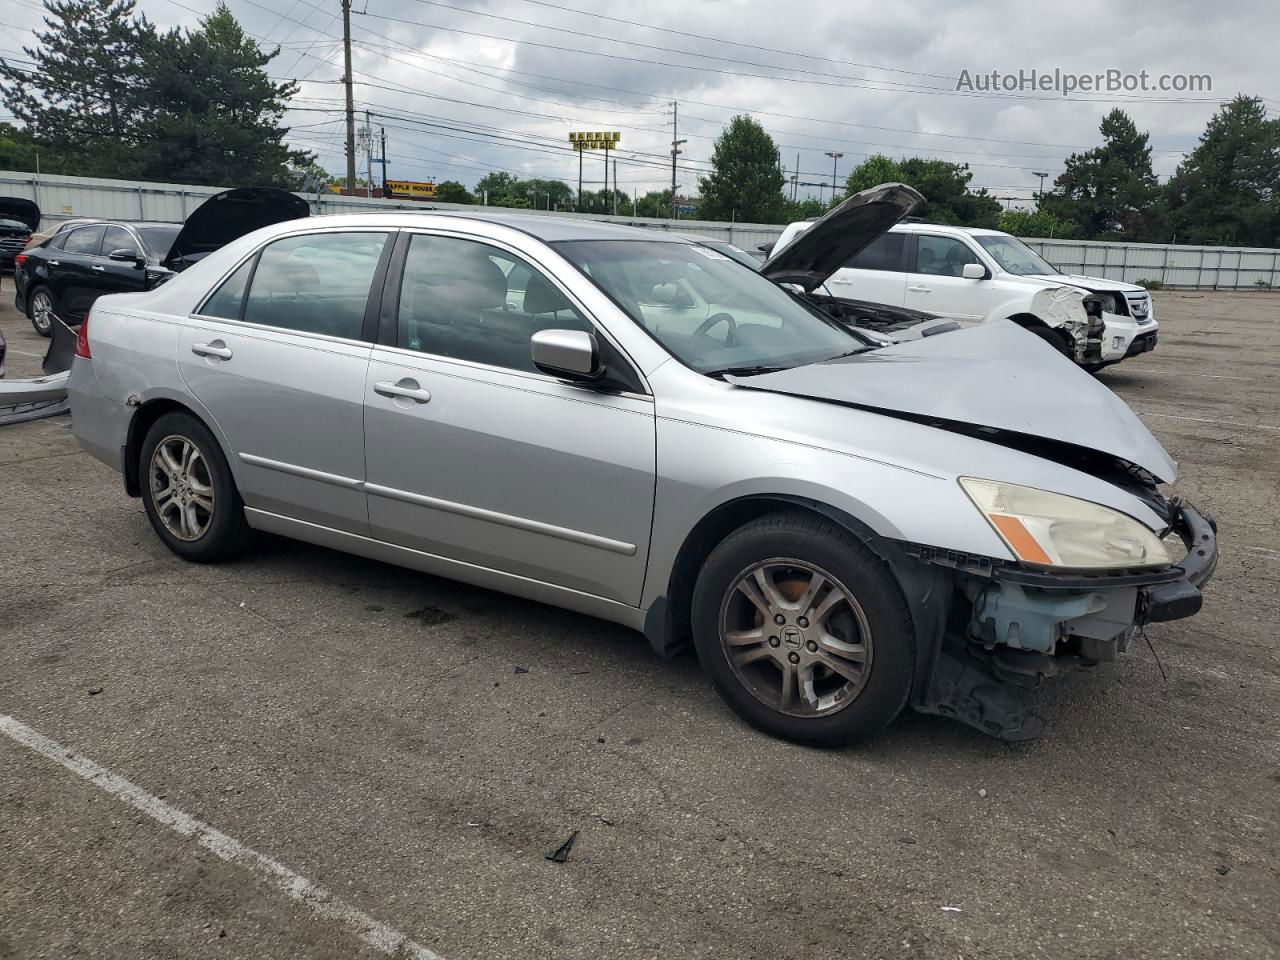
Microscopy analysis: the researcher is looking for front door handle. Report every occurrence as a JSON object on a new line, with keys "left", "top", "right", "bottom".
{"left": 47, "top": 259, "right": 60, "bottom": 267}
{"left": 374, "top": 379, "right": 432, "bottom": 404}
{"left": 907, "top": 284, "right": 931, "bottom": 293}
{"left": 91, "top": 265, "right": 105, "bottom": 272}
{"left": 192, "top": 341, "right": 233, "bottom": 360}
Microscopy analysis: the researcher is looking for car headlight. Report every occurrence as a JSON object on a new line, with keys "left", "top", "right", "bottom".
{"left": 960, "top": 478, "right": 1171, "bottom": 570}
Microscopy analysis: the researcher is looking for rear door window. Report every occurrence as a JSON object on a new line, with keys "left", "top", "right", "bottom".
{"left": 844, "top": 233, "right": 906, "bottom": 272}
{"left": 102, "top": 226, "right": 139, "bottom": 258}
{"left": 238, "top": 232, "right": 389, "bottom": 340}
{"left": 61, "top": 225, "right": 105, "bottom": 256}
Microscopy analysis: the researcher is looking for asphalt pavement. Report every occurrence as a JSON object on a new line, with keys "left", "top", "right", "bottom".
{"left": 1, "top": 291, "right": 1277, "bottom": 959}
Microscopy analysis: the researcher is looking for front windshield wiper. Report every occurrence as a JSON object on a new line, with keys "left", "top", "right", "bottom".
{"left": 709, "top": 363, "right": 790, "bottom": 378}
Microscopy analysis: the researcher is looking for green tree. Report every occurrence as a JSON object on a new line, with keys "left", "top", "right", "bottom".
{"left": 0, "top": 0, "right": 152, "bottom": 178}
{"left": 1040, "top": 109, "right": 1160, "bottom": 240}
{"left": 139, "top": 4, "right": 306, "bottom": 185}
{"left": 1165, "top": 96, "right": 1280, "bottom": 246}
{"left": 475, "top": 171, "right": 521, "bottom": 205}
{"left": 632, "top": 189, "right": 672, "bottom": 218}
{"left": 697, "top": 116, "right": 787, "bottom": 223}
{"left": 435, "top": 180, "right": 474, "bottom": 204}
{"left": 843, "top": 154, "right": 903, "bottom": 196}
{"left": 841, "top": 154, "right": 1001, "bottom": 226}
{"left": 997, "top": 208, "right": 1082, "bottom": 239}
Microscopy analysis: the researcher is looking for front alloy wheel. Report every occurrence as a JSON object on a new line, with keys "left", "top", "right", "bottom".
{"left": 149, "top": 435, "right": 216, "bottom": 541}
{"left": 720, "top": 560, "right": 873, "bottom": 717}
{"left": 29, "top": 289, "right": 55, "bottom": 336}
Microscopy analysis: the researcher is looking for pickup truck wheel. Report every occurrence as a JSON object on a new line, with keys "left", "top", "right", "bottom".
{"left": 140, "top": 412, "right": 253, "bottom": 562}
{"left": 691, "top": 511, "right": 915, "bottom": 746}
{"left": 28, "top": 287, "right": 56, "bottom": 337}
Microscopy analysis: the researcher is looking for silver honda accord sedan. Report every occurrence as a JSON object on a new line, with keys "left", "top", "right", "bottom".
{"left": 68, "top": 185, "right": 1217, "bottom": 745}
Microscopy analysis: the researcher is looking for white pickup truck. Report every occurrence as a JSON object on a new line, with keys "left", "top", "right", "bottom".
{"left": 769, "top": 217, "right": 1158, "bottom": 370}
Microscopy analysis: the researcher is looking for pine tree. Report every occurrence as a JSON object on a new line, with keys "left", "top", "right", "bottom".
{"left": 0, "top": 0, "right": 152, "bottom": 177}
{"left": 1166, "top": 96, "right": 1280, "bottom": 246}
{"left": 139, "top": 3, "right": 306, "bottom": 186}
{"left": 1041, "top": 109, "right": 1160, "bottom": 240}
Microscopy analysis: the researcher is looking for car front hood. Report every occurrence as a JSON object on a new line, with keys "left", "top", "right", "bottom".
{"left": 726, "top": 320, "right": 1177, "bottom": 482}
{"left": 760, "top": 182, "right": 923, "bottom": 291}
{"left": 0, "top": 196, "right": 40, "bottom": 231}
{"left": 162, "top": 187, "right": 310, "bottom": 270}
{"left": 1024, "top": 273, "right": 1145, "bottom": 294}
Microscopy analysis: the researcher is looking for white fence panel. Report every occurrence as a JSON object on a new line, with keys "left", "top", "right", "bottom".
{"left": 4, "top": 170, "right": 1278, "bottom": 289}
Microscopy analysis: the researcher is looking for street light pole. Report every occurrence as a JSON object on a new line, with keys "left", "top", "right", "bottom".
{"left": 825, "top": 152, "right": 843, "bottom": 204}
{"left": 1033, "top": 171, "right": 1049, "bottom": 204}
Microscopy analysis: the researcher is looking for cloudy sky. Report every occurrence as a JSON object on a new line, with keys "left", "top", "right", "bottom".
{"left": 6, "top": 0, "right": 1278, "bottom": 205}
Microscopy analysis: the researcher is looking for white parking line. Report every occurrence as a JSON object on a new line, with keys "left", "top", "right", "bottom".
{"left": 0, "top": 714, "right": 445, "bottom": 960}
{"left": 1138, "top": 412, "right": 1280, "bottom": 432}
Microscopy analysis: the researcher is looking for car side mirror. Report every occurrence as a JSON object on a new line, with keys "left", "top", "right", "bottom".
{"left": 108, "top": 248, "right": 145, "bottom": 269}
{"left": 531, "top": 329, "right": 601, "bottom": 381}
{"left": 962, "top": 263, "right": 988, "bottom": 280}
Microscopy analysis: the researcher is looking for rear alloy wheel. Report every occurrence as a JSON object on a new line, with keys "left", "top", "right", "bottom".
{"left": 140, "top": 411, "right": 253, "bottom": 562}
{"left": 692, "top": 511, "right": 915, "bottom": 746}
{"left": 29, "top": 287, "right": 56, "bottom": 337}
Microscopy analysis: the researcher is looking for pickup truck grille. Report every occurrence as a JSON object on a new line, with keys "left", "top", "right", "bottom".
{"left": 1125, "top": 291, "right": 1154, "bottom": 325}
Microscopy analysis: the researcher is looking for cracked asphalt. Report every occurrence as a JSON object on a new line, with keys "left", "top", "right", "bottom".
{"left": 1, "top": 291, "right": 1278, "bottom": 959}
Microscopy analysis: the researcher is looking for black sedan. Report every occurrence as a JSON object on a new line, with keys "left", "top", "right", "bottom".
{"left": 13, "top": 187, "right": 310, "bottom": 336}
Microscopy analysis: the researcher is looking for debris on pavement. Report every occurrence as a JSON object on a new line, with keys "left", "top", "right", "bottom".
{"left": 941, "top": 906, "right": 962, "bottom": 912}
{"left": 514, "top": 666, "right": 529, "bottom": 674}
{"left": 545, "top": 830, "right": 579, "bottom": 863}
{"left": 1216, "top": 864, "right": 1231, "bottom": 876}
{"left": 87, "top": 686, "right": 103, "bottom": 696}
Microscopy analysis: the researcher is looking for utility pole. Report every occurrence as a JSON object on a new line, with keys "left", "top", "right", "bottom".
{"left": 341, "top": 0, "right": 356, "bottom": 194}
{"left": 825, "top": 151, "right": 843, "bottom": 203}
{"left": 364, "top": 109, "right": 374, "bottom": 195}
{"left": 603, "top": 146, "right": 608, "bottom": 210}
{"left": 612, "top": 157, "right": 618, "bottom": 215}
{"left": 379, "top": 127, "right": 387, "bottom": 195}
{"left": 1033, "top": 171, "right": 1048, "bottom": 204}
{"left": 670, "top": 100, "right": 685, "bottom": 220}
{"left": 793, "top": 152, "right": 800, "bottom": 202}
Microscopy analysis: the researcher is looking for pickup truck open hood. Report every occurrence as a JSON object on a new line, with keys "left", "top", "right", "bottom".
{"left": 760, "top": 183, "right": 922, "bottom": 291}
{"left": 162, "top": 187, "right": 310, "bottom": 270}
{"left": 0, "top": 196, "right": 40, "bottom": 231}
{"left": 727, "top": 320, "right": 1177, "bottom": 482}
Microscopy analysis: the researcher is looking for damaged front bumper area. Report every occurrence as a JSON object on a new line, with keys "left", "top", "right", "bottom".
{"left": 907, "top": 502, "right": 1217, "bottom": 741}
{"left": 0, "top": 317, "right": 77, "bottom": 426}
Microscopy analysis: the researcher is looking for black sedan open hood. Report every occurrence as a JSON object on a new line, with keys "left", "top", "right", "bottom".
{"left": 162, "top": 187, "right": 310, "bottom": 270}
{"left": 760, "top": 183, "right": 922, "bottom": 291}
{"left": 0, "top": 196, "right": 40, "bottom": 231}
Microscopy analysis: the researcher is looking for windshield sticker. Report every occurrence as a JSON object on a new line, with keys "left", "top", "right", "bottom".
{"left": 691, "top": 246, "right": 730, "bottom": 261}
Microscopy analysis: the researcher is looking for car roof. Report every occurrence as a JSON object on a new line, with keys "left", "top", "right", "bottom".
{"left": 57, "top": 219, "right": 179, "bottom": 231}
{"left": 264, "top": 210, "right": 691, "bottom": 244}
{"left": 890, "top": 222, "right": 1008, "bottom": 238}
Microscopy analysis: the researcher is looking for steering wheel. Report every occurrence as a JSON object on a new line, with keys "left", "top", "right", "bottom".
{"left": 692, "top": 311, "right": 737, "bottom": 346}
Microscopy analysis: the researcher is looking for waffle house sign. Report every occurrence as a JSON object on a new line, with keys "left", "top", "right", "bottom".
{"left": 569, "top": 131, "right": 621, "bottom": 151}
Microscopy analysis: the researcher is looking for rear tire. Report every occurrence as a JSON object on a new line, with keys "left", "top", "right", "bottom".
{"left": 28, "top": 286, "right": 56, "bottom": 337}
{"left": 139, "top": 411, "right": 254, "bottom": 562}
{"left": 691, "top": 511, "right": 915, "bottom": 746}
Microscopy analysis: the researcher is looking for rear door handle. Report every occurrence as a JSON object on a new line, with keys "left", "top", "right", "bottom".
{"left": 47, "top": 259, "right": 60, "bottom": 267}
{"left": 374, "top": 379, "right": 432, "bottom": 404}
{"left": 91, "top": 265, "right": 105, "bottom": 272}
{"left": 192, "top": 341, "right": 233, "bottom": 360}
{"left": 908, "top": 284, "right": 931, "bottom": 293}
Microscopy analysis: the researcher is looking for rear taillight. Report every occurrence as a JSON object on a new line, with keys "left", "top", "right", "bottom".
{"left": 13, "top": 253, "right": 26, "bottom": 268}
{"left": 75, "top": 316, "right": 91, "bottom": 359}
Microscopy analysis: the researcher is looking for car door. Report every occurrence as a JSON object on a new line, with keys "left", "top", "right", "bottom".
{"left": 176, "top": 229, "right": 393, "bottom": 535}
{"left": 902, "top": 234, "right": 992, "bottom": 322}
{"left": 94, "top": 225, "right": 149, "bottom": 298}
{"left": 825, "top": 232, "right": 909, "bottom": 306}
{"left": 363, "top": 231, "right": 656, "bottom": 606}
{"left": 51, "top": 224, "right": 105, "bottom": 320}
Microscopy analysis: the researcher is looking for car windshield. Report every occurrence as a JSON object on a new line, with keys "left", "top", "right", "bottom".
{"left": 555, "top": 239, "right": 871, "bottom": 375}
{"left": 137, "top": 225, "right": 180, "bottom": 257}
{"left": 975, "top": 234, "right": 1059, "bottom": 276}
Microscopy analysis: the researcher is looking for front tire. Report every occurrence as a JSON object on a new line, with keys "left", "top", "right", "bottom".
{"left": 140, "top": 411, "right": 253, "bottom": 562}
{"left": 1027, "top": 324, "right": 1075, "bottom": 360}
{"left": 28, "top": 286, "right": 56, "bottom": 337}
{"left": 691, "top": 512, "right": 915, "bottom": 746}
